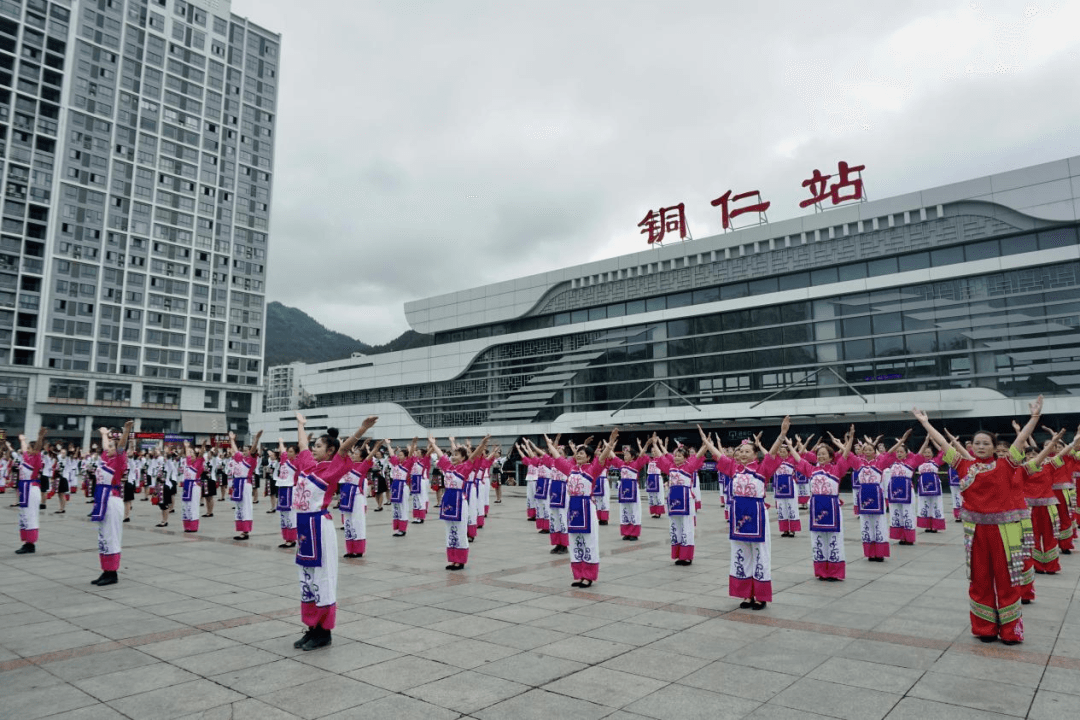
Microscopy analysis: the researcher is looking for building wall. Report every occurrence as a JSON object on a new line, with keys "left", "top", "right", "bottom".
{"left": 251, "top": 157, "right": 1080, "bottom": 443}
{"left": 0, "top": 0, "right": 278, "bottom": 443}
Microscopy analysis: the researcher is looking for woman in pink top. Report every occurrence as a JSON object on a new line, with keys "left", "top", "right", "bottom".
{"left": 430, "top": 434, "right": 491, "bottom": 570}
{"left": 609, "top": 437, "right": 655, "bottom": 540}
{"left": 885, "top": 442, "right": 921, "bottom": 545}
{"left": 90, "top": 422, "right": 132, "bottom": 585}
{"left": 703, "top": 418, "right": 790, "bottom": 609}
{"left": 14, "top": 427, "right": 47, "bottom": 554}
{"left": 655, "top": 437, "right": 709, "bottom": 566}
{"left": 546, "top": 430, "right": 617, "bottom": 587}
{"left": 387, "top": 442, "right": 413, "bottom": 537}
{"left": 848, "top": 432, "right": 908, "bottom": 562}
{"left": 229, "top": 429, "right": 263, "bottom": 541}
{"left": 180, "top": 440, "right": 207, "bottom": 533}
{"left": 290, "top": 412, "right": 377, "bottom": 651}
{"left": 790, "top": 428, "right": 855, "bottom": 581}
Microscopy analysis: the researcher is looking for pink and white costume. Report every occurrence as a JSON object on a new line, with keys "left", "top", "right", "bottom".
{"left": 341, "top": 458, "right": 372, "bottom": 556}
{"left": 645, "top": 458, "right": 666, "bottom": 516}
{"left": 231, "top": 451, "right": 256, "bottom": 534}
{"left": 886, "top": 454, "right": 920, "bottom": 544}
{"left": 794, "top": 452, "right": 852, "bottom": 580}
{"left": 849, "top": 453, "right": 895, "bottom": 559}
{"left": 916, "top": 453, "right": 947, "bottom": 531}
{"left": 92, "top": 451, "right": 126, "bottom": 572}
{"left": 437, "top": 455, "right": 473, "bottom": 565}
{"left": 547, "top": 457, "right": 569, "bottom": 549}
{"left": 524, "top": 456, "right": 539, "bottom": 521}
{"left": 409, "top": 455, "right": 430, "bottom": 521}
{"left": 611, "top": 455, "right": 648, "bottom": 538}
{"left": 292, "top": 449, "right": 349, "bottom": 630}
{"left": 16, "top": 452, "right": 43, "bottom": 546}
{"left": 181, "top": 456, "right": 205, "bottom": 532}
{"left": 772, "top": 459, "right": 801, "bottom": 534}
{"left": 555, "top": 456, "right": 605, "bottom": 582}
{"left": 657, "top": 455, "right": 705, "bottom": 563}
{"left": 718, "top": 454, "right": 781, "bottom": 601}
{"left": 388, "top": 457, "right": 411, "bottom": 534}
{"left": 277, "top": 458, "right": 298, "bottom": 544}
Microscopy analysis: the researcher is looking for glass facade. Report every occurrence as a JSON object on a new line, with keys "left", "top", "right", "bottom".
{"left": 431, "top": 228, "right": 1076, "bottom": 345}
{"left": 314, "top": 255, "right": 1080, "bottom": 428}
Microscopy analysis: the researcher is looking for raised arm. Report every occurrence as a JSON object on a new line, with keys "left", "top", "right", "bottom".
{"left": 888, "top": 428, "right": 913, "bottom": 454}
{"left": 118, "top": 420, "right": 133, "bottom": 451}
{"left": 296, "top": 413, "right": 309, "bottom": 452}
{"left": 32, "top": 427, "right": 47, "bottom": 454}
{"left": 911, "top": 408, "right": 972, "bottom": 461}
{"left": 427, "top": 436, "right": 444, "bottom": 460}
{"left": 598, "top": 429, "right": 619, "bottom": 463}
{"left": 468, "top": 435, "right": 491, "bottom": 463}
{"left": 246, "top": 430, "right": 263, "bottom": 456}
{"left": 340, "top": 416, "right": 378, "bottom": 458}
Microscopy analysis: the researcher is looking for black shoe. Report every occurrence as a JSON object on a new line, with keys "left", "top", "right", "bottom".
{"left": 978, "top": 635, "right": 997, "bottom": 643}
{"left": 373, "top": 507, "right": 383, "bottom": 512}
{"left": 302, "top": 628, "right": 333, "bottom": 652}
{"left": 571, "top": 580, "right": 583, "bottom": 587}
{"left": 266, "top": 509, "right": 277, "bottom": 514}
{"left": 578, "top": 580, "right": 592, "bottom": 588}
{"left": 1002, "top": 639, "right": 1022, "bottom": 646}
{"left": 598, "top": 520, "right": 608, "bottom": 525}
{"left": 675, "top": 559, "right": 689, "bottom": 566}
{"left": 750, "top": 600, "right": 766, "bottom": 611}
{"left": 293, "top": 627, "right": 315, "bottom": 649}
{"left": 94, "top": 571, "right": 118, "bottom": 586}
{"left": 15, "top": 543, "right": 35, "bottom": 554}
{"left": 39, "top": 503, "right": 46, "bottom": 510}
{"left": 550, "top": 546, "right": 561, "bottom": 554}
{"left": 156, "top": 522, "right": 168, "bottom": 528}
{"left": 539, "top": 529, "right": 550, "bottom": 534}
{"left": 628, "top": 536, "right": 638, "bottom": 541}
{"left": 1062, "top": 549, "right": 1073, "bottom": 555}
{"left": 279, "top": 542, "right": 296, "bottom": 549}
{"left": 1022, "top": 598, "right": 1032, "bottom": 604}
{"left": 393, "top": 531, "right": 406, "bottom": 537}
{"left": 234, "top": 534, "right": 249, "bottom": 541}
{"left": 739, "top": 600, "right": 753, "bottom": 608}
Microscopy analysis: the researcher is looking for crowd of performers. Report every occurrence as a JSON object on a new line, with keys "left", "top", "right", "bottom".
{"left": 7, "top": 394, "right": 1075, "bottom": 649}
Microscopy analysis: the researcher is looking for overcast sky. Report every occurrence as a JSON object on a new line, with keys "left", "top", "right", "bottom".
{"left": 233, "top": 0, "right": 1080, "bottom": 344}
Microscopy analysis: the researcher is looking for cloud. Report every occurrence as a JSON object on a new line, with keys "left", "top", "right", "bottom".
{"left": 233, "top": 0, "right": 1080, "bottom": 344}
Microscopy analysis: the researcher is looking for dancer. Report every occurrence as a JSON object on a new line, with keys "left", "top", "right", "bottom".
{"left": 229, "top": 430, "right": 263, "bottom": 541}
{"left": 644, "top": 434, "right": 666, "bottom": 518}
{"left": 912, "top": 398, "right": 1050, "bottom": 644}
{"left": 704, "top": 418, "right": 790, "bottom": 609}
{"left": 290, "top": 412, "right": 377, "bottom": 651}
{"left": 610, "top": 438, "right": 651, "bottom": 540}
{"left": 341, "top": 439, "right": 381, "bottom": 558}
{"left": 772, "top": 444, "right": 801, "bottom": 537}
{"left": 547, "top": 443, "right": 570, "bottom": 554}
{"left": 655, "top": 436, "right": 708, "bottom": 566}
{"left": 429, "top": 434, "right": 490, "bottom": 570}
{"left": 123, "top": 443, "right": 139, "bottom": 523}
{"left": 91, "top": 422, "right": 132, "bottom": 585}
{"left": 387, "top": 441, "right": 412, "bottom": 537}
{"left": 275, "top": 439, "right": 298, "bottom": 548}
{"left": 409, "top": 442, "right": 430, "bottom": 524}
{"left": 548, "top": 430, "right": 617, "bottom": 587}
{"left": 180, "top": 441, "right": 206, "bottom": 533}
{"left": 1044, "top": 424, "right": 1080, "bottom": 554}
{"left": 518, "top": 440, "right": 539, "bottom": 523}
{"left": 915, "top": 441, "right": 947, "bottom": 533}
{"left": 850, "top": 433, "right": 908, "bottom": 562}
{"left": 885, "top": 439, "right": 919, "bottom": 546}
{"left": 14, "top": 428, "right": 47, "bottom": 554}
{"left": 792, "top": 428, "right": 855, "bottom": 581}
{"left": 1022, "top": 431, "right": 1072, "bottom": 575}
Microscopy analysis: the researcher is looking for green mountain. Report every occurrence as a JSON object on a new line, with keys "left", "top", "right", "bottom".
{"left": 264, "top": 301, "right": 432, "bottom": 367}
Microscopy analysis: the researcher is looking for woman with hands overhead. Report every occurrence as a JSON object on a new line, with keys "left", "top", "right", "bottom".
{"left": 655, "top": 432, "right": 710, "bottom": 566}
{"left": 610, "top": 437, "right": 653, "bottom": 541}
{"left": 790, "top": 427, "right": 855, "bottom": 581}
{"left": 14, "top": 427, "right": 47, "bottom": 554}
{"left": 547, "top": 429, "right": 617, "bottom": 588}
{"left": 429, "top": 434, "right": 489, "bottom": 570}
{"left": 89, "top": 421, "right": 132, "bottom": 585}
{"left": 229, "top": 429, "right": 263, "bottom": 541}
{"left": 911, "top": 396, "right": 1048, "bottom": 644}
{"left": 180, "top": 440, "right": 207, "bottom": 533}
{"left": 290, "top": 412, "right": 377, "bottom": 651}
{"left": 703, "top": 417, "right": 790, "bottom": 609}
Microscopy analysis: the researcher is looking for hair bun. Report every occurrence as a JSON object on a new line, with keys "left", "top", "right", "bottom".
{"left": 326, "top": 427, "right": 340, "bottom": 439}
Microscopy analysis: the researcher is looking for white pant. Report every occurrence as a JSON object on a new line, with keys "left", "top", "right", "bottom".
{"left": 619, "top": 499, "right": 641, "bottom": 527}
{"left": 98, "top": 495, "right": 123, "bottom": 556}
{"left": 570, "top": 503, "right": 600, "bottom": 565}
{"left": 299, "top": 515, "right": 338, "bottom": 608}
{"left": 445, "top": 498, "right": 470, "bottom": 550}
{"left": 182, "top": 485, "right": 201, "bottom": 523}
{"left": 234, "top": 482, "right": 253, "bottom": 523}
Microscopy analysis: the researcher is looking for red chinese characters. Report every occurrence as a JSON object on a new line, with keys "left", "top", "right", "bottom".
{"left": 710, "top": 190, "right": 771, "bottom": 230}
{"left": 799, "top": 161, "right": 866, "bottom": 208}
{"left": 638, "top": 204, "right": 688, "bottom": 245}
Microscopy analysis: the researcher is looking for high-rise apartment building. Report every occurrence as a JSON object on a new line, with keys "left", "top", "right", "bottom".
{"left": 0, "top": 0, "right": 278, "bottom": 445}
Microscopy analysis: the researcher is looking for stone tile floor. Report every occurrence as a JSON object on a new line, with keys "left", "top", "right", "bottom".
{"left": 2, "top": 489, "right": 1078, "bottom": 719}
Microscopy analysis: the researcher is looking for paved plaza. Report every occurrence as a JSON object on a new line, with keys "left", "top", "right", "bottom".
{"left": 2, "top": 489, "right": 1079, "bottom": 720}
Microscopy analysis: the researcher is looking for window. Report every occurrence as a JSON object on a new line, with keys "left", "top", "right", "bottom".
{"left": 204, "top": 389, "right": 219, "bottom": 408}
{"left": 47, "top": 378, "right": 89, "bottom": 401}
{"left": 142, "top": 384, "right": 180, "bottom": 406}
{"left": 95, "top": 382, "right": 131, "bottom": 404}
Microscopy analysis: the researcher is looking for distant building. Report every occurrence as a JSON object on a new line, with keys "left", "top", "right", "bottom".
{"left": 254, "top": 158, "right": 1080, "bottom": 443}
{"left": 0, "top": 0, "right": 279, "bottom": 444}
